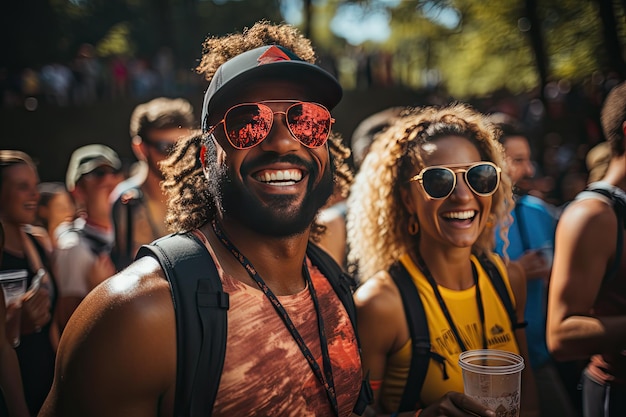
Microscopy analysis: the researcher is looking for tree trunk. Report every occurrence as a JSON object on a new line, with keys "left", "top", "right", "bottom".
{"left": 597, "top": 0, "right": 626, "bottom": 78}
{"left": 154, "top": 0, "right": 173, "bottom": 49}
{"left": 525, "top": 0, "right": 548, "bottom": 101}
{"left": 303, "top": 0, "right": 312, "bottom": 40}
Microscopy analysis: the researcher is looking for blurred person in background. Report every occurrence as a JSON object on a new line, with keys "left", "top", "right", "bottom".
{"left": 0, "top": 150, "right": 57, "bottom": 416}
{"left": 317, "top": 106, "right": 403, "bottom": 268}
{"left": 585, "top": 141, "right": 611, "bottom": 184}
{"left": 0, "top": 221, "right": 30, "bottom": 417}
{"left": 491, "top": 112, "right": 579, "bottom": 417}
{"left": 33, "top": 182, "right": 75, "bottom": 249}
{"left": 547, "top": 80, "right": 626, "bottom": 417}
{"left": 54, "top": 144, "right": 122, "bottom": 333}
{"left": 111, "top": 97, "right": 195, "bottom": 270}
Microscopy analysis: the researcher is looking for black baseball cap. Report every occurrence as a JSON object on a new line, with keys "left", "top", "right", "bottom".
{"left": 201, "top": 45, "right": 342, "bottom": 132}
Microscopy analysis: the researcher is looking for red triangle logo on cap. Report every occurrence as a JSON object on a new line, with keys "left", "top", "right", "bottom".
{"left": 258, "top": 45, "right": 292, "bottom": 66}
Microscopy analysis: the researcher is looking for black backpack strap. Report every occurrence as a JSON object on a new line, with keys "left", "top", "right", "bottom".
{"left": 582, "top": 186, "right": 625, "bottom": 284}
{"left": 136, "top": 232, "right": 229, "bottom": 417}
{"left": 306, "top": 242, "right": 357, "bottom": 325}
{"left": 388, "top": 261, "right": 447, "bottom": 413}
{"left": 306, "top": 242, "right": 372, "bottom": 415}
{"left": 477, "top": 254, "right": 523, "bottom": 330}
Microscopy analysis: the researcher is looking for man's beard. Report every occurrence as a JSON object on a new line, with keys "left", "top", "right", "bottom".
{"left": 207, "top": 153, "right": 334, "bottom": 237}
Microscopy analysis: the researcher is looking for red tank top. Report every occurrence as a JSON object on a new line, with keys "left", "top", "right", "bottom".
{"left": 211, "top": 259, "right": 362, "bottom": 416}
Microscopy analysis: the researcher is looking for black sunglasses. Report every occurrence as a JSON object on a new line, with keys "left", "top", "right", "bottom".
{"left": 207, "top": 100, "right": 335, "bottom": 150}
{"left": 408, "top": 162, "right": 501, "bottom": 200}
{"left": 143, "top": 138, "right": 176, "bottom": 155}
{"left": 84, "top": 166, "right": 121, "bottom": 180}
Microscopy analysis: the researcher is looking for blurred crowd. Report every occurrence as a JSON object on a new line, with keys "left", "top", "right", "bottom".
{"left": 1, "top": 30, "right": 625, "bottom": 416}
{"left": 0, "top": 43, "right": 204, "bottom": 110}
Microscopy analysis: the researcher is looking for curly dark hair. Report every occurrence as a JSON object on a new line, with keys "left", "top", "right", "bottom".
{"left": 196, "top": 20, "right": 318, "bottom": 81}
{"left": 600, "top": 80, "right": 626, "bottom": 156}
{"left": 162, "top": 21, "right": 352, "bottom": 240}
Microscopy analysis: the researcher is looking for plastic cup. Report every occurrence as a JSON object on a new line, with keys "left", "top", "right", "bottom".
{"left": 0, "top": 269, "right": 28, "bottom": 347}
{"left": 458, "top": 349, "right": 524, "bottom": 417}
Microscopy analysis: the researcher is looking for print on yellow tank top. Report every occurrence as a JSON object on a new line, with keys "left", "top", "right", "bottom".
{"left": 379, "top": 253, "right": 520, "bottom": 412}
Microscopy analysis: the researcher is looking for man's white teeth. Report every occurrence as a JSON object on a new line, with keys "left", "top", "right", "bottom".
{"left": 443, "top": 210, "right": 476, "bottom": 220}
{"left": 256, "top": 170, "right": 302, "bottom": 183}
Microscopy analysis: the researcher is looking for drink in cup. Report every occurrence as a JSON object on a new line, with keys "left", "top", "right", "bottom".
{"left": 0, "top": 269, "right": 28, "bottom": 347}
{"left": 458, "top": 349, "right": 524, "bottom": 417}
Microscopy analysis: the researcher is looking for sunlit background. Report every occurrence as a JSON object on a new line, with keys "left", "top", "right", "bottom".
{"left": 0, "top": 0, "right": 624, "bottom": 206}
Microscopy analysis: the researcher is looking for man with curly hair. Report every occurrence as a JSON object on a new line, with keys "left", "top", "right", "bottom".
{"left": 111, "top": 97, "right": 196, "bottom": 270}
{"left": 40, "top": 21, "right": 368, "bottom": 417}
{"left": 547, "top": 80, "right": 626, "bottom": 417}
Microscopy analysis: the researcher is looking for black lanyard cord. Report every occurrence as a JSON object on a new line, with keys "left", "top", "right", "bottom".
{"left": 211, "top": 220, "right": 339, "bottom": 416}
{"left": 414, "top": 252, "right": 487, "bottom": 351}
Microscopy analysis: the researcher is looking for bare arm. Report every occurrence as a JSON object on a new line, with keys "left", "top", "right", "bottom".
{"left": 355, "top": 271, "right": 496, "bottom": 417}
{"left": 0, "top": 291, "right": 29, "bottom": 417}
{"left": 507, "top": 261, "right": 540, "bottom": 417}
{"left": 547, "top": 199, "right": 626, "bottom": 361}
{"left": 39, "top": 257, "right": 177, "bottom": 417}
{"left": 354, "top": 271, "right": 406, "bottom": 412}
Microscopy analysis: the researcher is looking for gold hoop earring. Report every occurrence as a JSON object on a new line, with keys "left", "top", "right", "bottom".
{"left": 408, "top": 213, "right": 419, "bottom": 235}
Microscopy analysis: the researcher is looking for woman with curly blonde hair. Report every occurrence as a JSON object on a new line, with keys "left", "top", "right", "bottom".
{"left": 348, "top": 103, "right": 539, "bottom": 417}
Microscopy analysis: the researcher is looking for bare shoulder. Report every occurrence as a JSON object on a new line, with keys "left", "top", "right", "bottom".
{"left": 354, "top": 270, "right": 408, "bottom": 354}
{"left": 559, "top": 197, "right": 617, "bottom": 235}
{"left": 59, "top": 256, "right": 175, "bottom": 360}
{"left": 48, "top": 256, "right": 176, "bottom": 416}
{"left": 354, "top": 270, "right": 403, "bottom": 319}
{"left": 557, "top": 197, "right": 617, "bottom": 260}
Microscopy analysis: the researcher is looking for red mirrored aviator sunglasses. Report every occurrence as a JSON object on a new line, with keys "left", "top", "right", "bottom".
{"left": 206, "top": 100, "right": 335, "bottom": 149}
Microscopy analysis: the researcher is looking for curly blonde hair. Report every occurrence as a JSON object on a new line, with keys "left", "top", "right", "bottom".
{"left": 161, "top": 21, "right": 352, "bottom": 238}
{"left": 346, "top": 103, "right": 513, "bottom": 281}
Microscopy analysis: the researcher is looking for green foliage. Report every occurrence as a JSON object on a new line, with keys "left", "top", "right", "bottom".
{"left": 1, "top": 0, "right": 624, "bottom": 99}
{"left": 96, "top": 23, "right": 134, "bottom": 57}
{"left": 332, "top": 0, "right": 625, "bottom": 98}
{"left": 539, "top": 0, "right": 605, "bottom": 81}
{"left": 436, "top": 0, "right": 540, "bottom": 97}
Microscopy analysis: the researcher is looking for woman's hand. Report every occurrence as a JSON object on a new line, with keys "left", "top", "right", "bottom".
{"left": 515, "top": 250, "right": 550, "bottom": 283}
{"left": 21, "top": 286, "right": 52, "bottom": 334}
{"left": 421, "top": 392, "right": 496, "bottom": 417}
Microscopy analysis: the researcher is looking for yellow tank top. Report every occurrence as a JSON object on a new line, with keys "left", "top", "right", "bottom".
{"left": 379, "top": 253, "right": 520, "bottom": 412}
